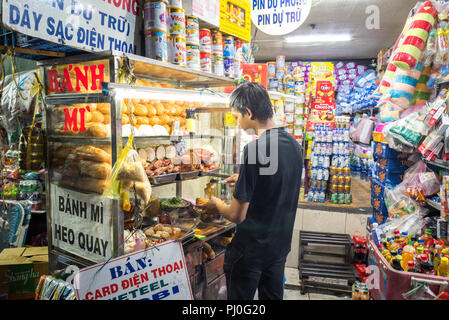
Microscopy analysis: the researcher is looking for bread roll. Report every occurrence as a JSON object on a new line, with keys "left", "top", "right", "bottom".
{"left": 146, "top": 105, "right": 157, "bottom": 117}
{"left": 79, "top": 160, "right": 112, "bottom": 179}
{"left": 122, "top": 114, "right": 130, "bottom": 125}
{"left": 148, "top": 116, "right": 161, "bottom": 126}
{"left": 135, "top": 181, "right": 152, "bottom": 205}
{"left": 134, "top": 104, "right": 148, "bottom": 116}
{"left": 75, "top": 145, "right": 112, "bottom": 164}
{"left": 74, "top": 177, "right": 107, "bottom": 194}
{"left": 91, "top": 111, "right": 105, "bottom": 123}
{"left": 154, "top": 103, "right": 165, "bottom": 115}
{"left": 136, "top": 116, "right": 150, "bottom": 125}
{"left": 103, "top": 114, "right": 111, "bottom": 124}
{"left": 122, "top": 102, "right": 130, "bottom": 115}
{"left": 84, "top": 123, "right": 108, "bottom": 138}
{"left": 159, "top": 114, "right": 171, "bottom": 125}
{"left": 96, "top": 103, "right": 111, "bottom": 114}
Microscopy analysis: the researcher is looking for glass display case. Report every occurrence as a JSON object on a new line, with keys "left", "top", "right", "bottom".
{"left": 39, "top": 50, "right": 239, "bottom": 274}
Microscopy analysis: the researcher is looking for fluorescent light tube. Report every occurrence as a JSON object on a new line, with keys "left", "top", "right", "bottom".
{"left": 285, "top": 34, "right": 352, "bottom": 43}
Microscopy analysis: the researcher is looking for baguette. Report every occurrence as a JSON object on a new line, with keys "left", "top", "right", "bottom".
{"left": 75, "top": 145, "right": 112, "bottom": 164}
{"left": 79, "top": 160, "right": 112, "bottom": 179}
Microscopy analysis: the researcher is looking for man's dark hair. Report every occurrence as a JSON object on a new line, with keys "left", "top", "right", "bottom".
{"left": 229, "top": 82, "right": 274, "bottom": 121}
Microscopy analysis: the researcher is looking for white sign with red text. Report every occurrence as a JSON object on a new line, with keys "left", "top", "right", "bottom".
{"left": 73, "top": 240, "right": 193, "bottom": 300}
{"left": 2, "top": 0, "right": 141, "bottom": 53}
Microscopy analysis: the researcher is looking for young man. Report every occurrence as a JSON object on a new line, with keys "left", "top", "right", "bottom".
{"left": 199, "top": 82, "right": 303, "bottom": 300}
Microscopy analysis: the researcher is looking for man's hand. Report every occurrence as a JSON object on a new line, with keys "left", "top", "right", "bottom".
{"left": 224, "top": 174, "right": 239, "bottom": 184}
{"left": 197, "top": 196, "right": 221, "bottom": 216}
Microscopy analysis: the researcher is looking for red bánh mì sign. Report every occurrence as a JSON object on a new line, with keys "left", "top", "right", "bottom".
{"left": 45, "top": 59, "right": 110, "bottom": 94}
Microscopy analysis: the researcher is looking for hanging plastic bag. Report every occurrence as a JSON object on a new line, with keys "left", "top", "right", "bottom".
{"left": 102, "top": 133, "right": 135, "bottom": 200}
{"left": 399, "top": 160, "right": 441, "bottom": 197}
{"left": 383, "top": 107, "right": 429, "bottom": 149}
{"left": 384, "top": 186, "right": 421, "bottom": 218}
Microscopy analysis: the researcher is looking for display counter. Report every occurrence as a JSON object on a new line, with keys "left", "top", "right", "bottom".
{"left": 39, "top": 50, "right": 239, "bottom": 299}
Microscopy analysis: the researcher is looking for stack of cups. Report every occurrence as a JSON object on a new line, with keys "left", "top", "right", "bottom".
{"left": 212, "top": 30, "right": 224, "bottom": 76}
{"left": 168, "top": 5, "right": 186, "bottom": 66}
{"left": 234, "top": 39, "right": 243, "bottom": 79}
{"left": 200, "top": 28, "right": 212, "bottom": 73}
{"left": 186, "top": 15, "right": 200, "bottom": 70}
{"left": 144, "top": 0, "right": 169, "bottom": 62}
{"left": 223, "top": 35, "right": 235, "bottom": 77}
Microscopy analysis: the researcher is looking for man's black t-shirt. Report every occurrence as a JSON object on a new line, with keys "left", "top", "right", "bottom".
{"left": 232, "top": 127, "right": 303, "bottom": 259}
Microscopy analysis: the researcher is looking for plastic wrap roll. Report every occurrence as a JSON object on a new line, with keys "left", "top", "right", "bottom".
{"left": 392, "top": 1, "right": 438, "bottom": 71}
{"left": 390, "top": 62, "right": 423, "bottom": 107}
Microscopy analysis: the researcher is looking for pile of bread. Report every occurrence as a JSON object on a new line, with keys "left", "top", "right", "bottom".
{"left": 52, "top": 103, "right": 111, "bottom": 138}
{"left": 52, "top": 145, "right": 112, "bottom": 194}
{"left": 52, "top": 80, "right": 203, "bottom": 138}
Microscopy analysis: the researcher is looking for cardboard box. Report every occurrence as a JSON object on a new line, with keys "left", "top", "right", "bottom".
{"left": 373, "top": 142, "right": 410, "bottom": 160}
{"left": 377, "top": 157, "right": 413, "bottom": 173}
{"left": 0, "top": 247, "right": 49, "bottom": 300}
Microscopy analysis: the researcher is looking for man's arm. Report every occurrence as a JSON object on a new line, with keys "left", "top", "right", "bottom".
{"left": 216, "top": 197, "right": 249, "bottom": 224}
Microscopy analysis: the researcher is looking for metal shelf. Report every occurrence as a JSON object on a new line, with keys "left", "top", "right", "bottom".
{"left": 121, "top": 52, "right": 237, "bottom": 88}
{"left": 422, "top": 156, "right": 449, "bottom": 170}
{"left": 47, "top": 136, "right": 111, "bottom": 145}
{"left": 426, "top": 199, "right": 442, "bottom": 211}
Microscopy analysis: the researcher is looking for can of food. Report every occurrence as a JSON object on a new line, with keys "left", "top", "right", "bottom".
{"left": 169, "top": 0, "right": 182, "bottom": 8}
{"left": 212, "top": 30, "right": 223, "bottom": 55}
{"left": 344, "top": 184, "right": 351, "bottom": 193}
{"left": 167, "top": 34, "right": 172, "bottom": 61}
{"left": 186, "top": 43, "right": 200, "bottom": 70}
{"left": 276, "top": 55, "right": 285, "bottom": 70}
{"left": 235, "top": 39, "right": 243, "bottom": 60}
{"left": 200, "top": 51, "right": 212, "bottom": 73}
{"left": 276, "top": 68, "right": 285, "bottom": 80}
{"left": 268, "top": 78, "right": 278, "bottom": 90}
{"left": 234, "top": 59, "right": 242, "bottom": 79}
{"left": 144, "top": 29, "right": 168, "bottom": 62}
{"left": 223, "top": 36, "right": 234, "bottom": 58}
{"left": 224, "top": 57, "right": 234, "bottom": 77}
{"left": 199, "top": 28, "right": 212, "bottom": 53}
{"left": 285, "top": 75, "right": 295, "bottom": 89}
{"left": 212, "top": 53, "right": 224, "bottom": 76}
{"left": 267, "top": 62, "right": 276, "bottom": 77}
{"left": 286, "top": 127, "right": 293, "bottom": 134}
{"left": 186, "top": 15, "right": 199, "bottom": 45}
{"left": 345, "top": 175, "right": 351, "bottom": 185}
{"left": 168, "top": 7, "right": 186, "bottom": 36}
{"left": 285, "top": 88, "right": 294, "bottom": 95}
{"left": 169, "top": 35, "right": 186, "bottom": 66}
{"left": 144, "top": 1, "right": 167, "bottom": 32}
{"left": 285, "top": 113, "right": 294, "bottom": 123}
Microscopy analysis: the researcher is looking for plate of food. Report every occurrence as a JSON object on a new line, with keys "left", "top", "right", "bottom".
{"left": 143, "top": 223, "right": 194, "bottom": 242}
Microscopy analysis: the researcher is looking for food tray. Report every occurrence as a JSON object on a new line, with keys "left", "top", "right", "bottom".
{"left": 178, "top": 170, "right": 201, "bottom": 180}
{"left": 199, "top": 168, "right": 220, "bottom": 176}
{"left": 143, "top": 223, "right": 195, "bottom": 243}
{"left": 194, "top": 222, "right": 226, "bottom": 237}
{"left": 148, "top": 173, "right": 178, "bottom": 185}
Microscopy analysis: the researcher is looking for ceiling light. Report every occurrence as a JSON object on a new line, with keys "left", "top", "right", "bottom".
{"left": 285, "top": 34, "right": 352, "bottom": 44}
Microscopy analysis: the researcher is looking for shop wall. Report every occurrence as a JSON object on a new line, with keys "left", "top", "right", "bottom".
{"left": 1, "top": 55, "right": 38, "bottom": 75}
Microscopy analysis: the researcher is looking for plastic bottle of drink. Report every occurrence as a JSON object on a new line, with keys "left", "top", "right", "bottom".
{"left": 420, "top": 254, "right": 435, "bottom": 275}
{"left": 319, "top": 190, "right": 325, "bottom": 203}
{"left": 392, "top": 255, "right": 404, "bottom": 271}
{"left": 401, "top": 241, "right": 416, "bottom": 271}
{"left": 400, "top": 232, "right": 409, "bottom": 247}
{"left": 421, "top": 229, "right": 434, "bottom": 243}
{"left": 352, "top": 287, "right": 361, "bottom": 300}
{"left": 393, "top": 230, "right": 401, "bottom": 244}
{"left": 308, "top": 189, "right": 314, "bottom": 202}
{"left": 378, "top": 244, "right": 392, "bottom": 263}
{"left": 434, "top": 244, "right": 443, "bottom": 270}
{"left": 407, "top": 260, "right": 417, "bottom": 273}
{"left": 360, "top": 289, "right": 369, "bottom": 300}
{"left": 438, "top": 257, "right": 449, "bottom": 277}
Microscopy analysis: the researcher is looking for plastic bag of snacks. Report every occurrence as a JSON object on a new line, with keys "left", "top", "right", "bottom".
{"left": 103, "top": 133, "right": 152, "bottom": 208}
{"left": 383, "top": 107, "right": 429, "bottom": 148}
{"left": 399, "top": 160, "right": 441, "bottom": 197}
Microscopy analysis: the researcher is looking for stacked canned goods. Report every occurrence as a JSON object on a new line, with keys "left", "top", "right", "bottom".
{"left": 234, "top": 39, "right": 243, "bottom": 79}
{"left": 307, "top": 125, "right": 333, "bottom": 203}
{"left": 144, "top": 0, "right": 169, "bottom": 62}
{"left": 212, "top": 30, "right": 224, "bottom": 76}
{"left": 267, "top": 62, "right": 277, "bottom": 90}
{"left": 200, "top": 28, "right": 212, "bottom": 73}
{"left": 293, "top": 102, "right": 305, "bottom": 144}
{"left": 168, "top": 5, "right": 186, "bottom": 66}
{"left": 284, "top": 100, "right": 294, "bottom": 135}
{"left": 186, "top": 15, "right": 200, "bottom": 70}
{"left": 223, "top": 35, "right": 234, "bottom": 77}
{"left": 329, "top": 117, "right": 352, "bottom": 204}
{"left": 267, "top": 55, "right": 285, "bottom": 92}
